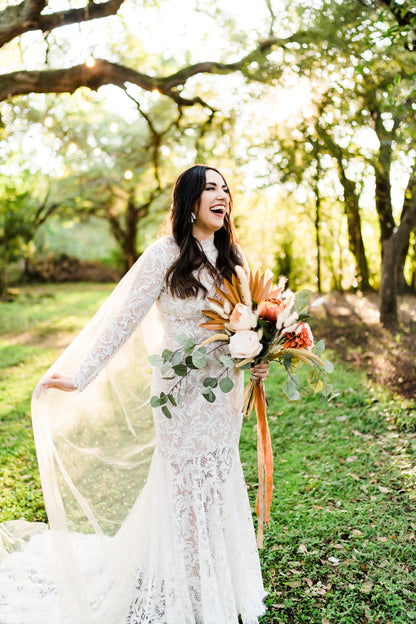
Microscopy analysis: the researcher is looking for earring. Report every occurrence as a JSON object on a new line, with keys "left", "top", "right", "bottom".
{"left": 190, "top": 211, "right": 196, "bottom": 223}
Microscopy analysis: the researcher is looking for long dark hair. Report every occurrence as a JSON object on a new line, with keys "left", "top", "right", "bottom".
{"left": 165, "top": 164, "right": 243, "bottom": 298}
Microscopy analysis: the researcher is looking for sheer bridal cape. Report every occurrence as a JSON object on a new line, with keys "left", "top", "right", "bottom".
{"left": 0, "top": 235, "right": 266, "bottom": 624}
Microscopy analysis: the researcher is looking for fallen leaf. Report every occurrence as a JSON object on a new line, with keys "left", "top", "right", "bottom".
{"left": 346, "top": 473, "right": 360, "bottom": 481}
{"left": 304, "top": 577, "right": 313, "bottom": 588}
{"left": 328, "top": 556, "right": 340, "bottom": 565}
{"left": 378, "top": 485, "right": 390, "bottom": 494}
{"left": 287, "top": 580, "right": 302, "bottom": 588}
{"left": 361, "top": 580, "right": 374, "bottom": 593}
{"left": 352, "top": 529, "right": 364, "bottom": 537}
{"left": 298, "top": 544, "right": 308, "bottom": 554}
{"left": 271, "top": 604, "right": 285, "bottom": 609}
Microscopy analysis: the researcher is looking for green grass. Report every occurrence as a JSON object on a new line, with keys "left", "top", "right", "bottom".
{"left": 1, "top": 284, "right": 415, "bottom": 623}
{"left": 240, "top": 365, "right": 416, "bottom": 623}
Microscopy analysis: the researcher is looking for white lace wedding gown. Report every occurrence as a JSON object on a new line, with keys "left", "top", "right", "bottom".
{"left": 0, "top": 235, "right": 266, "bottom": 624}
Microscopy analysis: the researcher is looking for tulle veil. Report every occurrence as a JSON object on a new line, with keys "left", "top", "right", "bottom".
{"left": 0, "top": 249, "right": 164, "bottom": 624}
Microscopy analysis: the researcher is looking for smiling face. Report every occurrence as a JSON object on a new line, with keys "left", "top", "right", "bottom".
{"left": 192, "top": 169, "right": 230, "bottom": 240}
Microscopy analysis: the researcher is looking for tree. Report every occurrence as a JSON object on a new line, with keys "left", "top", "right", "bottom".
{"left": 0, "top": 0, "right": 303, "bottom": 108}
{"left": 0, "top": 181, "right": 37, "bottom": 298}
{"left": 283, "top": 0, "right": 416, "bottom": 322}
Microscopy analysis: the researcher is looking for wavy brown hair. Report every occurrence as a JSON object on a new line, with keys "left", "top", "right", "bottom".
{"left": 165, "top": 164, "right": 243, "bottom": 298}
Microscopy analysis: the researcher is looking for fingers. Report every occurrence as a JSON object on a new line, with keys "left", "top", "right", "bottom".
{"left": 33, "top": 374, "right": 76, "bottom": 399}
{"left": 250, "top": 362, "right": 270, "bottom": 381}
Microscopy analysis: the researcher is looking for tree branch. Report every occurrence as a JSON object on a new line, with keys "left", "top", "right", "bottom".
{"left": 0, "top": 0, "right": 125, "bottom": 48}
{"left": 378, "top": 0, "right": 416, "bottom": 29}
{"left": 0, "top": 35, "right": 295, "bottom": 104}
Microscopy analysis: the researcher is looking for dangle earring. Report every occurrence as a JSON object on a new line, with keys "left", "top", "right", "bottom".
{"left": 190, "top": 211, "right": 196, "bottom": 223}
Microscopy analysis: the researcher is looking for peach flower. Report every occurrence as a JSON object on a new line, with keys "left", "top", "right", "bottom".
{"left": 229, "top": 303, "right": 257, "bottom": 331}
{"left": 258, "top": 297, "right": 287, "bottom": 323}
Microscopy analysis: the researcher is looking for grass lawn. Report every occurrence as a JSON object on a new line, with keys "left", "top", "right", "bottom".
{"left": 1, "top": 284, "right": 415, "bottom": 624}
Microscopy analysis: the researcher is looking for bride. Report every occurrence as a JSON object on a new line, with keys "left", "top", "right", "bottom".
{"left": 1, "top": 165, "right": 269, "bottom": 624}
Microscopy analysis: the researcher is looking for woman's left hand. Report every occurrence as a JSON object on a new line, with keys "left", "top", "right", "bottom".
{"left": 250, "top": 362, "right": 270, "bottom": 381}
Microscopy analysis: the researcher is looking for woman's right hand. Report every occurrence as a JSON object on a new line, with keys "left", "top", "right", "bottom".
{"left": 34, "top": 372, "right": 77, "bottom": 399}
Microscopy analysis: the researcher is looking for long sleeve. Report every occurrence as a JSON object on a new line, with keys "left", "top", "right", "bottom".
{"left": 71, "top": 239, "right": 174, "bottom": 391}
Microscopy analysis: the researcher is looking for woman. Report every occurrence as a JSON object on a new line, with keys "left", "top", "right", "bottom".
{"left": 7, "top": 165, "right": 269, "bottom": 624}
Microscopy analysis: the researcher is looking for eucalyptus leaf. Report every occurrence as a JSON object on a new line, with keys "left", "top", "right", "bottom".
{"left": 314, "top": 339, "right": 325, "bottom": 357}
{"left": 203, "top": 377, "right": 218, "bottom": 388}
{"left": 284, "top": 377, "right": 301, "bottom": 401}
{"left": 162, "top": 349, "right": 174, "bottom": 362}
{"left": 148, "top": 354, "right": 164, "bottom": 367}
{"left": 294, "top": 289, "right": 313, "bottom": 314}
{"left": 173, "top": 335, "right": 189, "bottom": 346}
{"left": 324, "top": 360, "right": 334, "bottom": 373}
{"left": 150, "top": 396, "right": 161, "bottom": 408}
{"left": 185, "top": 355, "right": 198, "bottom": 369}
{"left": 219, "top": 355, "right": 235, "bottom": 369}
{"left": 192, "top": 350, "right": 207, "bottom": 369}
{"left": 168, "top": 394, "right": 177, "bottom": 406}
{"left": 161, "top": 405, "right": 172, "bottom": 419}
{"left": 171, "top": 351, "right": 183, "bottom": 366}
{"left": 219, "top": 376, "right": 234, "bottom": 393}
{"left": 173, "top": 364, "right": 188, "bottom": 376}
{"left": 184, "top": 338, "right": 196, "bottom": 354}
{"left": 161, "top": 361, "right": 171, "bottom": 375}
{"left": 202, "top": 388, "right": 216, "bottom": 402}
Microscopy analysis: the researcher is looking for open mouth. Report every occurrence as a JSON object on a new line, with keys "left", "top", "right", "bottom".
{"left": 210, "top": 205, "right": 226, "bottom": 215}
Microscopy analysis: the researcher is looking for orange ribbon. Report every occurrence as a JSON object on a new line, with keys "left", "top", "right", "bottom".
{"left": 253, "top": 379, "right": 273, "bottom": 548}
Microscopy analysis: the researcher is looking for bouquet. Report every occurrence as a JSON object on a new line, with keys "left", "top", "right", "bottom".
{"left": 149, "top": 267, "right": 333, "bottom": 546}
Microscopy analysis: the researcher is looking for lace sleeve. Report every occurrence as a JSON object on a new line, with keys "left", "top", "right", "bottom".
{"left": 71, "top": 239, "right": 173, "bottom": 391}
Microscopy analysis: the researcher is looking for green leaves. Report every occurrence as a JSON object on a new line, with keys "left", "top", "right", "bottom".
{"left": 284, "top": 375, "right": 301, "bottom": 401}
{"left": 203, "top": 377, "right": 218, "bottom": 388}
{"left": 192, "top": 347, "right": 207, "bottom": 369}
{"left": 219, "top": 376, "right": 234, "bottom": 393}
{"left": 172, "top": 363, "right": 187, "bottom": 376}
{"left": 150, "top": 391, "right": 176, "bottom": 418}
{"left": 148, "top": 354, "right": 164, "bottom": 367}
{"left": 219, "top": 354, "right": 235, "bottom": 369}
{"left": 202, "top": 388, "right": 216, "bottom": 402}
{"left": 294, "top": 289, "right": 313, "bottom": 315}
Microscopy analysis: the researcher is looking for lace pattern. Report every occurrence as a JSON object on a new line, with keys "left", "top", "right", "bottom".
{"left": 51, "top": 236, "right": 266, "bottom": 623}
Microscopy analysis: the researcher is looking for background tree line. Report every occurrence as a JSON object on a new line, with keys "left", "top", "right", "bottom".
{"left": 1, "top": 0, "right": 416, "bottom": 325}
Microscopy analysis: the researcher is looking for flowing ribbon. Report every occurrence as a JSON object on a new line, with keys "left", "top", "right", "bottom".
{"left": 253, "top": 379, "right": 273, "bottom": 548}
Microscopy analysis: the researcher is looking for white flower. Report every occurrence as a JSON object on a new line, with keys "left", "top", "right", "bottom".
{"left": 229, "top": 330, "right": 262, "bottom": 359}
{"left": 229, "top": 302, "right": 257, "bottom": 331}
{"left": 276, "top": 306, "right": 298, "bottom": 331}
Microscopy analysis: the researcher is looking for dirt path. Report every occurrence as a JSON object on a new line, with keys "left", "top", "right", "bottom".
{"left": 311, "top": 292, "right": 416, "bottom": 400}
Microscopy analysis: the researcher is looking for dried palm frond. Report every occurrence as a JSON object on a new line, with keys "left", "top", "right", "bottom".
{"left": 249, "top": 270, "right": 274, "bottom": 305}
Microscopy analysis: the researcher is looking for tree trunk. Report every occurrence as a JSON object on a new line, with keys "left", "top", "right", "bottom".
{"left": 343, "top": 190, "right": 371, "bottom": 290}
{"left": 315, "top": 126, "right": 371, "bottom": 290}
{"left": 379, "top": 200, "right": 416, "bottom": 325}
{"left": 396, "top": 173, "right": 416, "bottom": 292}
{"left": 312, "top": 164, "right": 322, "bottom": 293}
